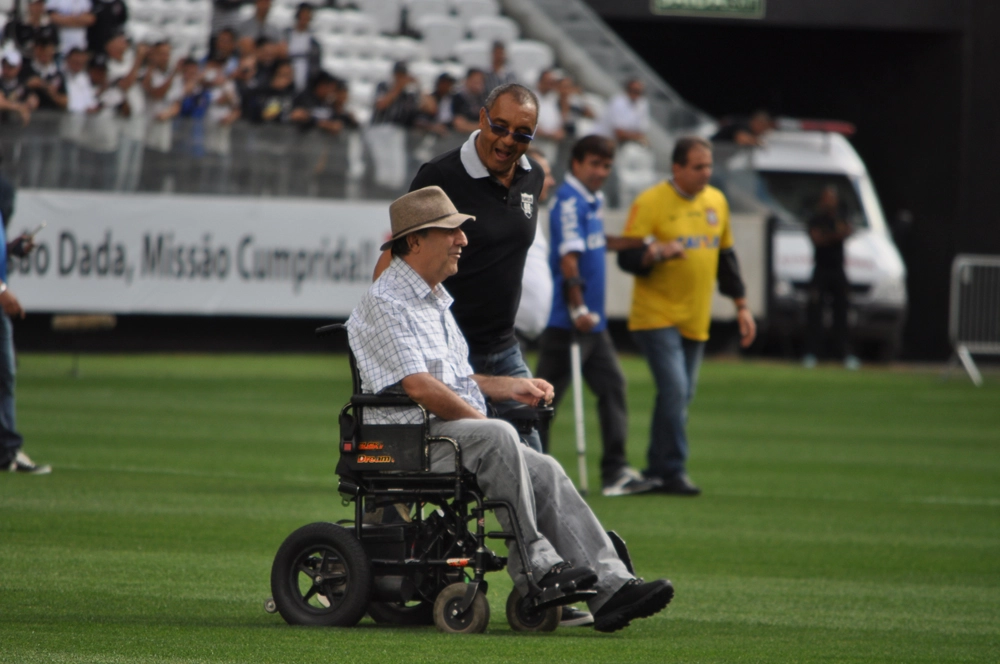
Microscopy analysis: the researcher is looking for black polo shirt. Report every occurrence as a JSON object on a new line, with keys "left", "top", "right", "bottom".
{"left": 409, "top": 131, "right": 543, "bottom": 356}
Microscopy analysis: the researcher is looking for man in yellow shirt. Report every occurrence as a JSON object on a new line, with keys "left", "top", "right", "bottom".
{"left": 621, "top": 136, "right": 756, "bottom": 495}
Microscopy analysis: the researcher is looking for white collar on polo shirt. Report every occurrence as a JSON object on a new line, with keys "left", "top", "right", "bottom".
{"left": 459, "top": 129, "right": 532, "bottom": 180}
{"left": 564, "top": 172, "right": 604, "bottom": 205}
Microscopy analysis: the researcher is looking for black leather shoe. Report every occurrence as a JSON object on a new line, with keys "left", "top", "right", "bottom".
{"left": 593, "top": 578, "right": 674, "bottom": 633}
{"left": 656, "top": 474, "right": 701, "bottom": 496}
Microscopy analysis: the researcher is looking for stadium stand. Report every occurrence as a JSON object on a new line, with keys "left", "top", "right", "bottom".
{"left": 0, "top": 0, "right": 711, "bottom": 202}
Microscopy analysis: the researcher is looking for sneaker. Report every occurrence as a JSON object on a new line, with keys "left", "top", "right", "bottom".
{"left": 8, "top": 451, "right": 51, "bottom": 475}
{"left": 803, "top": 354, "right": 818, "bottom": 369}
{"left": 844, "top": 355, "right": 861, "bottom": 371}
{"left": 602, "top": 468, "right": 662, "bottom": 496}
{"left": 655, "top": 474, "right": 701, "bottom": 496}
{"left": 559, "top": 605, "right": 594, "bottom": 627}
{"left": 593, "top": 578, "right": 674, "bottom": 633}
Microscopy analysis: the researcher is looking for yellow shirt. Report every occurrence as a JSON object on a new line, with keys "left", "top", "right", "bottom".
{"left": 623, "top": 181, "right": 733, "bottom": 340}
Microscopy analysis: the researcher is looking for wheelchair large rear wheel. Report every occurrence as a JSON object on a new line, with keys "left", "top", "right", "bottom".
{"left": 505, "top": 588, "right": 561, "bottom": 632}
{"left": 270, "top": 522, "right": 371, "bottom": 627}
{"left": 367, "top": 600, "right": 435, "bottom": 626}
{"left": 432, "top": 583, "right": 490, "bottom": 634}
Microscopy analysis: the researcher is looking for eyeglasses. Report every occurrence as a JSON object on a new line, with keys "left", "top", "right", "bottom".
{"left": 484, "top": 109, "right": 536, "bottom": 144}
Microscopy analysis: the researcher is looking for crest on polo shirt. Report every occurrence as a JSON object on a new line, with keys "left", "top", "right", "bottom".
{"left": 705, "top": 207, "right": 719, "bottom": 226}
{"left": 520, "top": 193, "right": 534, "bottom": 218}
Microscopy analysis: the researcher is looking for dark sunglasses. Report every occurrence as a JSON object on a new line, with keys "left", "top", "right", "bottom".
{"left": 484, "top": 109, "right": 536, "bottom": 144}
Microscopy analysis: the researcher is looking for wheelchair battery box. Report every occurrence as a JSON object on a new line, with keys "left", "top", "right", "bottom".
{"left": 341, "top": 424, "right": 424, "bottom": 471}
{"left": 360, "top": 523, "right": 415, "bottom": 561}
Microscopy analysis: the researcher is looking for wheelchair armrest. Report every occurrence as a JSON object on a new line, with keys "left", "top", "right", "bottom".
{"left": 315, "top": 323, "right": 346, "bottom": 337}
{"left": 499, "top": 403, "right": 553, "bottom": 423}
{"left": 351, "top": 394, "right": 418, "bottom": 407}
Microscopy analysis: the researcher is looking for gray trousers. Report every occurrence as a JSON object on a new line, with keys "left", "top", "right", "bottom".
{"left": 429, "top": 417, "right": 633, "bottom": 612}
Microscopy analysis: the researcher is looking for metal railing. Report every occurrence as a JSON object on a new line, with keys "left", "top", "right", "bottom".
{"left": 948, "top": 254, "right": 1000, "bottom": 386}
{"left": 0, "top": 111, "right": 478, "bottom": 200}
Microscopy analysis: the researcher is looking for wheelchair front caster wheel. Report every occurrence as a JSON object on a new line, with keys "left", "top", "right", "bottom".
{"left": 264, "top": 598, "right": 277, "bottom": 614}
{"left": 433, "top": 583, "right": 490, "bottom": 634}
{"left": 506, "top": 588, "right": 561, "bottom": 632}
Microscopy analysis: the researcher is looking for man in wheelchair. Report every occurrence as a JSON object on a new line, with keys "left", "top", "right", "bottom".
{"left": 345, "top": 186, "right": 674, "bottom": 633}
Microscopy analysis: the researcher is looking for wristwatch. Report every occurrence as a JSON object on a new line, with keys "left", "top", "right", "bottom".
{"left": 643, "top": 235, "right": 662, "bottom": 261}
{"left": 570, "top": 304, "right": 590, "bottom": 320}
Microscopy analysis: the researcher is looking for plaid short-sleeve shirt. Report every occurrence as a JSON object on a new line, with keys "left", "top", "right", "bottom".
{"left": 346, "top": 257, "right": 487, "bottom": 425}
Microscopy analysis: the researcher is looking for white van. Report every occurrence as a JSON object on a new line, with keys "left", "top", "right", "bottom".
{"left": 725, "top": 129, "right": 908, "bottom": 358}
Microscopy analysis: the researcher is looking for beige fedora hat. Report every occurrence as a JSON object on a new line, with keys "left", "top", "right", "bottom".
{"left": 380, "top": 186, "right": 475, "bottom": 251}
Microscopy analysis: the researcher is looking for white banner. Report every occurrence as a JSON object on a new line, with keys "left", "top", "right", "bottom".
{"left": 7, "top": 190, "right": 389, "bottom": 317}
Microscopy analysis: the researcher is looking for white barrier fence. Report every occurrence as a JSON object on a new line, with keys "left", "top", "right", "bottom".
{"left": 949, "top": 254, "right": 1000, "bottom": 386}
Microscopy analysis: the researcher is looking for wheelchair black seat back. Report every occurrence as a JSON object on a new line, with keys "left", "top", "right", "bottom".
{"left": 265, "top": 324, "right": 583, "bottom": 634}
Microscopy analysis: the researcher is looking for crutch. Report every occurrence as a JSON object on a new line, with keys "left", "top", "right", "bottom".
{"left": 569, "top": 321, "right": 595, "bottom": 496}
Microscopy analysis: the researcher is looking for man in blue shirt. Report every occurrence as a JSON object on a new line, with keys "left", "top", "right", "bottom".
{"left": 0, "top": 207, "right": 49, "bottom": 474}
{"left": 537, "top": 135, "right": 660, "bottom": 496}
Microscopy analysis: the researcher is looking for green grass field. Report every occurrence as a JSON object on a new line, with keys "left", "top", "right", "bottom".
{"left": 1, "top": 353, "right": 998, "bottom": 663}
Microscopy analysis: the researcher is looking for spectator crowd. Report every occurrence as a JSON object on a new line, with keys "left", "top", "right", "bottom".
{"left": 0, "top": 0, "right": 651, "bottom": 194}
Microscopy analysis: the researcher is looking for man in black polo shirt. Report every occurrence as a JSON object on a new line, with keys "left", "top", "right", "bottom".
{"left": 374, "top": 83, "right": 545, "bottom": 451}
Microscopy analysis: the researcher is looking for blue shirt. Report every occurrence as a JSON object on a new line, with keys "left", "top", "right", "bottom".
{"left": 546, "top": 174, "right": 607, "bottom": 332}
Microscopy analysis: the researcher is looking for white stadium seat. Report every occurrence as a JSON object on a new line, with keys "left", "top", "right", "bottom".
{"left": 181, "top": 3, "right": 211, "bottom": 26}
{"left": 237, "top": 4, "right": 256, "bottom": 22}
{"left": 341, "top": 11, "right": 378, "bottom": 36}
{"left": 348, "top": 79, "right": 376, "bottom": 108}
{"left": 322, "top": 55, "right": 353, "bottom": 79}
{"left": 468, "top": 15, "right": 517, "bottom": 44}
{"left": 380, "top": 36, "right": 428, "bottom": 63}
{"left": 126, "top": 21, "right": 153, "bottom": 44}
{"left": 407, "top": 0, "right": 449, "bottom": 32}
{"left": 439, "top": 60, "right": 465, "bottom": 81}
{"left": 358, "top": 59, "right": 393, "bottom": 83}
{"left": 319, "top": 33, "right": 350, "bottom": 58}
{"left": 269, "top": 5, "right": 295, "bottom": 30}
{"left": 407, "top": 59, "right": 443, "bottom": 92}
{"left": 453, "top": 39, "right": 490, "bottom": 70}
{"left": 414, "top": 15, "right": 463, "bottom": 60}
{"left": 312, "top": 9, "right": 342, "bottom": 34}
{"left": 455, "top": 0, "right": 498, "bottom": 28}
{"left": 506, "top": 39, "right": 555, "bottom": 80}
{"left": 131, "top": 3, "right": 159, "bottom": 24}
{"left": 356, "top": 0, "right": 403, "bottom": 34}
{"left": 346, "top": 34, "right": 378, "bottom": 59}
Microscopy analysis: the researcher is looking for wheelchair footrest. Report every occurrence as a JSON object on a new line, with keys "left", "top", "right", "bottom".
{"left": 533, "top": 586, "right": 598, "bottom": 611}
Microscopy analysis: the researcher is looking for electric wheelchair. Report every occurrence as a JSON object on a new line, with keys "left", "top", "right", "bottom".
{"left": 265, "top": 324, "right": 634, "bottom": 633}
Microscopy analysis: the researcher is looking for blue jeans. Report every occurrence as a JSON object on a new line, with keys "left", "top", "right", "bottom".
{"left": 0, "top": 313, "right": 23, "bottom": 465}
{"left": 467, "top": 343, "right": 543, "bottom": 452}
{"left": 631, "top": 327, "right": 705, "bottom": 481}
